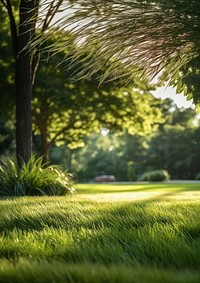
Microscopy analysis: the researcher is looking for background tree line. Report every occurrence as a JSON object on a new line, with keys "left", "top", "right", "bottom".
{"left": 65, "top": 101, "right": 200, "bottom": 182}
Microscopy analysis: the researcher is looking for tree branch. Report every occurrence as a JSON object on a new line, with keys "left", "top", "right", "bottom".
{"left": 42, "top": 0, "right": 63, "bottom": 32}
{"left": 31, "top": 49, "right": 40, "bottom": 84}
{"left": 5, "top": 0, "right": 17, "bottom": 58}
{"left": 31, "top": 0, "right": 40, "bottom": 85}
{"left": 47, "top": 114, "right": 80, "bottom": 149}
{"left": 0, "top": 0, "right": 7, "bottom": 8}
{"left": 24, "top": 0, "right": 40, "bottom": 84}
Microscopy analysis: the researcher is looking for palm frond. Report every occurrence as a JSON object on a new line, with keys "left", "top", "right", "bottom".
{"left": 29, "top": 0, "right": 200, "bottom": 83}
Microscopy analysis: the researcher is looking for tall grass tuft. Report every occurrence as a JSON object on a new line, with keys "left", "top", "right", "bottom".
{"left": 0, "top": 156, "right": 75, "bottom": 196}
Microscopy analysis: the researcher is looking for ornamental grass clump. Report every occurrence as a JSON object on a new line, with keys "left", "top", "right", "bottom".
{"left": 0, "top": 156, "right": 75, "bottom": 197}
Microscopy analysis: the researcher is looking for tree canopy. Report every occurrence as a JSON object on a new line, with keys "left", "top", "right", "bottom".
{"left": 33, "top": 43, "right": 164, "bottom": 162}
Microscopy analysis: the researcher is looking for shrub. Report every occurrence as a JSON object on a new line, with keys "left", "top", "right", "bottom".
{"left": 196, "top": 172, "right": 200, "bottom": 180}
{"left": 138, "top": 170, "right": 170, "bottom": 182}
{"left": 0, "top": 156, "right": 76, "bottom": 197}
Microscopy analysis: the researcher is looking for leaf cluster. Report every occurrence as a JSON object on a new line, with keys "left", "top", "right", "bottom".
{"left": 35, "top": 0, "right": 200, "bottom": 84}
{"left": 166, "top": 56, "right": 200, "bottom": 105}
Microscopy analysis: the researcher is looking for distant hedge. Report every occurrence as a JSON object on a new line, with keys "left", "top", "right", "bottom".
{"left": 138, "top": 170, "right": 170, "bottom": 182}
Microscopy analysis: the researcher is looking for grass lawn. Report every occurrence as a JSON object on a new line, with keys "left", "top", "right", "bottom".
{"left": 0, "top": 182, "right": 200, "bottom": 282}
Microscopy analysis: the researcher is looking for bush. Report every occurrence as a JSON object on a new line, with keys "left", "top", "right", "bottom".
{"left": 196, "top": 172, "right": 200, "bottom": 180}
{"left": 138, "top": 170, "right": 170, "bottom": 182}
{"left": 0, "top": 156, "right": 76, "bottom": 197}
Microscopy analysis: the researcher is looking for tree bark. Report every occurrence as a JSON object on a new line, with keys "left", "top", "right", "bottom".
{"left": 41, "top": 139, "right": 50, "bottom": 164}
{"left": 15, "top": 0, "right": 37, "bottom": 165}
{"left": 67, "top": 150, "right": 73, "bottom": 171}
{"left": 40, "top": 122, "right": 50, "bottom": 164}
{"left": 15, "top": 45, "right": 32, "bottom": 164}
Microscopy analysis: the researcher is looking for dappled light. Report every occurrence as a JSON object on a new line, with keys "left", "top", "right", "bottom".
{"left": 78, "top": 190, "right": 200, "bottom": 203}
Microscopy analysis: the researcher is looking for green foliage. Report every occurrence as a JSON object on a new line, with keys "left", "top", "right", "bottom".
{"left": 0, "top": 5, "right": 15, "bottom": 111}
{"left": 72, "top": 101, "right": 200, "bottom": 182}
{"left": 0, "top": 156, "right": 75, "bottom": 196}
{"left": 127, "top": 161, "right": 135, "bottom": 181}
{"left": 167, "top": 56, "right": 200, "bottom": 104}
{"left": 195, "top": 172, "right": 200, "bottom": 180}
{"left": 31, "top": 37, "right": 164, "bottom": 163}
{"left": 0, "top": 120, "right": 15, "bottom": 156}
{"left": 72, "top": 132, "right": 150, "bottom": 181}
{"left": 145, "top": 106, "right": 200, "bottom": 180}
{"left": 0, "top": 6, "right": 15, "bottom": 156}
{"left": 0, "top": 8, "right": 163, "bottom": 162}
{"left": 37, "top": 0, "right": 200, "bottom": 85}
{"left": 138, "top": 170, "right": 170, "bottom": 182}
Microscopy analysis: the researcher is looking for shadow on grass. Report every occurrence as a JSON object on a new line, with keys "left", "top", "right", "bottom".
{"left": 0, "top": 189, "right": 191, "bottom": 234}
{"left": 1, "top": 189, "right": 200, "bottom": 270}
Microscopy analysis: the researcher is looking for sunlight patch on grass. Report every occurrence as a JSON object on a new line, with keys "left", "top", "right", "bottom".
{"left": 76, "top": 188, "right": 200, "bottom": 203}
{"left": 79, "top": 191, "right": 170, "bottom": 202}
{"left": 167, "top": 191, "right": 200, "bottom": 201}
{"left": 76, "top": 182, "right": 200, "bottom": 194}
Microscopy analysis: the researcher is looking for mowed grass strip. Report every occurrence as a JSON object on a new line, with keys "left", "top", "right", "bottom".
{"left": 0, "top": 183, "right": 200, "bottom": 282}
{"left": 76, "top": 182, "right": 200, "bottom": 194}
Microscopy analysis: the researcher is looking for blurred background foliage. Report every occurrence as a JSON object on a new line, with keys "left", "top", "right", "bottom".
{"left": 63, "top": 104, "right": 200, "bottom": 181}
{"left": 1, "top": 3, "right": 200, "bottom": 182}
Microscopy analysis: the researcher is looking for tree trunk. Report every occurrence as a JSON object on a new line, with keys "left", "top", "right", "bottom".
{"left": 41, "top": 140, "right": 50, "bottom": 164}
{"left": 15, "top": 49, "right": 32, "bottom": 164}
{"left": 15, "top": 0, "right": 36, "bottom": 165}
{"left": 67, "top": 150, "right": 73, "bottom": 171}
{"left": 40, "top": 124, "right": 50, "bottom": 164}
